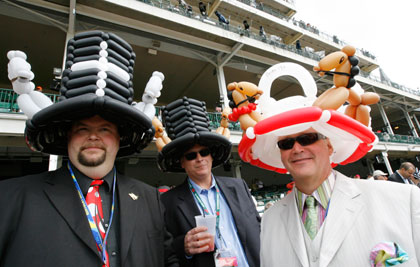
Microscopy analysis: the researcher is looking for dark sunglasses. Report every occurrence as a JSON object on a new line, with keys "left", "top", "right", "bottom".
{"left": 184, "top": 148, "right": 211, "bottom": 160}
{"left": 277, "top": 133, "right": 326, "bottom": 150}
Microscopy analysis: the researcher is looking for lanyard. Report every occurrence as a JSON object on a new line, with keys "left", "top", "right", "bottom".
{"left": 68, "top": 162, "right": 116, "bottom": 266}
{"left": 188, "top": 179, "right": 221, "bottom": 238}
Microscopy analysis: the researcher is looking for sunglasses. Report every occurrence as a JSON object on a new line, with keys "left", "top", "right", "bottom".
{"left": 184, "top": 148, "right": 211, "bottom": 160}
{"left": 277, "top": 133, "right": 326, "bottom": 150}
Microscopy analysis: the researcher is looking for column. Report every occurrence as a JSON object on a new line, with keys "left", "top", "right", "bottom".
{"left": 381, "top": 151, "right": 393, "bottom": 174}
{"left": 378, "top": 103, "right": 393, "bottom": 134}
{"left": 403, "top": 110, "right": 419, "bottom": 137}
{"left": 49, "top": 155, "right": 63, "bottom": 171}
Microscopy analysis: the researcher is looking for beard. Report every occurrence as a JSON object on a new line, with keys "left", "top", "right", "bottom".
{"left": 77, "top": 147, "right": 106, "bottom": 167}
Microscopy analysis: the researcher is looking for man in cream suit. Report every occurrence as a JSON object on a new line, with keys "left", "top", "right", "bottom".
{"left": 261, "top": 128, "right": 420, "bottom": 267}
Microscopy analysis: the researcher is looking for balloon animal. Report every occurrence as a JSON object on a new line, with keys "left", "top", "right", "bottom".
{"left": 227, "top": 81, "right": 263, "bottom": 132}
{"left": 312, "top": 45, "right": 379, "bottom": 126}
{"left": 7, "top": 50, "right": 53, "bottom": 119}
{"left": 152, "top": 116, "right": 171, "bottom": 152}
{"left": 216, "top": 107, "right": 231, "bottom": 139}
{"left": 134, "top": 71, "right": 165, "bottom": 121}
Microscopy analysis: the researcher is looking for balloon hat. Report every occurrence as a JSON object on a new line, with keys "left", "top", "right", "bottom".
{"left": 157, "top": 97, "right": 232, "bottom": 172}
{"left": 237, "top": 62, "right": 378, "bottom": 173}
{"left": 24, "top": 31, "right": 155, "bottom": 157}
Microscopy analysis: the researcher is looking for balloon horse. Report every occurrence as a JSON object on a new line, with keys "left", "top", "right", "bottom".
{"left": 216, "top": 107, "right": 231, "bottom": 139}
{"left": 152, "top": 116, "right": 171, "bottom": 152}
{"left": 227, "top": 81, "right": 263, "bottom": 132}
{"left": 312, "top": 45, "right": 379, "bottom": 126}
{"left": 7, "top": 50, "right": 53, "bottom": 119}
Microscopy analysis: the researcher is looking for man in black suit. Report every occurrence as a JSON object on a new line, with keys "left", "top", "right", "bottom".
{"left": 388, "top": 162, "right": 415, "bottom": 184}
{"left": 0, "top": 31, "right": 178, "bottom": 267}
{"left": 157, "top": 97, "right": 260, "bottom": 267}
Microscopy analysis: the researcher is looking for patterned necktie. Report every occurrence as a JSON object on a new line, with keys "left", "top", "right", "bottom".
{"left": 304, "top": 196, "right": 318, "bottom": 240}
{"left": 86, "top": 180, "right": 109, "bottom": 266}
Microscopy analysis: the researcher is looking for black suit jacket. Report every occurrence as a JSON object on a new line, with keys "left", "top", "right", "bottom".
{"left": 388, "top": 171, "right": 411, "bottom": 184}
{"left": 0, "top": 167, "right": 178, "bottom": 267}
{"left": 161, "top": 176, "right": 261, "bottom": 267}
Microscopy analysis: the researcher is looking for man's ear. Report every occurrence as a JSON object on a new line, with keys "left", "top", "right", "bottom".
{"left": 180, "top": 157, "right": 185, "bottom": 169}
{"left": 326, "top": 139, "right": 334, "bottom": 156}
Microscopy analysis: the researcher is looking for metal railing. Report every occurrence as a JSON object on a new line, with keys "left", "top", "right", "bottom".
{"left": 374, "top": 132, "right": 420, "bottom": 145}
{"left": 0, "top": 88, "right": 60, "bottom": 113}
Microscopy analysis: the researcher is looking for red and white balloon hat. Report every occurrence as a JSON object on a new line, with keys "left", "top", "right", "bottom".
{"left": 238, "top": 63, "right": 378, "bottom": 173}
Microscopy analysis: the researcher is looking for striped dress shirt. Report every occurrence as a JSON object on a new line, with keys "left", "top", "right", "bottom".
{"left": 295, "top": 171, "right": 336, "bottom": 232}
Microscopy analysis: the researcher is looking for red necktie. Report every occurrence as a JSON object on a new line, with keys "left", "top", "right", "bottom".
{"left": 86, "top": 180, "right": 109, "bottom": 266}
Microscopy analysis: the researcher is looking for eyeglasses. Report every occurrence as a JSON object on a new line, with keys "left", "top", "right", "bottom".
{"left": 184, "top": 148, "right": 211, "bottom": 160}
{"left": 277, "top": 133, "right": 326, "bottom": 150}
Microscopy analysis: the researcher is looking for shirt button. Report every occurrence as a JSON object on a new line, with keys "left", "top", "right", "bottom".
{"left": 111, "top": 251, "right": 117, "bottom": 256}
{"left": 105, "top": 223, "right": 109, "bottom": 228}
{"left": 312, "top": 256, "right": 318, "bottom": 262}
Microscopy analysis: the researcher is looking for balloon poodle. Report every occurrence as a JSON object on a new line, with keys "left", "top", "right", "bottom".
{"left": 216, "top": 107, "right": 231, "bottom": 139}
{"left": 312, "top": 45, "right": 379, "bottom": 126}
{"left": 134, "top": 71, "right": 165, "bottom": 121}
{"left": 7, "top": 50, "right": 53, "bottom": 119}
{"left": 134, "top": 71, "right": 171, "bottom": 151}
{"left": 227, "top": 81, "right": 263, "bottom": 132}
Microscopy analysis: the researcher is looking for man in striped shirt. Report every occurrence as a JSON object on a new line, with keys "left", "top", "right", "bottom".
{"left": 260, "top": 128, "right": 420, "bottom": 267}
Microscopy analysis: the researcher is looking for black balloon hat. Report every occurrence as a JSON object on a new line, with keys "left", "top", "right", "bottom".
{"left": 25, "top": 31, "right": 154, "bottom": 157}
{"left": 158, "top": 97, "right": 232, "bottom": 172}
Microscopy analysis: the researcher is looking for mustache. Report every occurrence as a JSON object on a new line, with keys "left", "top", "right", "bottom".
{"left": 80, "top": 143, "right": 106, "bottom": 151}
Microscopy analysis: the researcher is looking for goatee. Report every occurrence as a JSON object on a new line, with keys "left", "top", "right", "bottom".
{"left": 78, "top": 151, "right": 106, "bottom": 167}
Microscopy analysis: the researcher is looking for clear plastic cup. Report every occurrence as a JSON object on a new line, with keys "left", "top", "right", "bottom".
{"left": 195, "top": 215, "right": 216, "bottom": 251}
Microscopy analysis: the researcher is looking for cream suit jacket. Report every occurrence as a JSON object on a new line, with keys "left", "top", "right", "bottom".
{"left": 261, "top": 171, "right": 420, "bottom": 267}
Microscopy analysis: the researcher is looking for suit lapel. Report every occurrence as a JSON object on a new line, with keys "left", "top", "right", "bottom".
{"left": 281, "top": 188, "right": 309, "bottom": 267}
{"left": 177, "top": 179, "right": 201, "bottom": 228}
{"left": 215, "top": 178, "right": 247, "bottom": 244}
{"left": 118, "top": 175, "right": 140, "bottom": 265}
{"left": 43, "top": 167, "right": 100, "bottom": 257}
{"left": 319, "top": 173, "right": 364, "bottom": 267}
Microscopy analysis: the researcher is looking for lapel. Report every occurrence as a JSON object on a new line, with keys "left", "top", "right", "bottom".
{"left": 281, "top": 188, "right": 309, "bottom": 267}
{"left": 215, "top": 177, "right": 246, "bottom": 242}
{"left": 43, "top": 167, "right": 100, "bottom": 257}
{"left": 319, "top": 172, "right": 364, "bottom": 267}
{"left": 117, "top": 174, "right": 140, "bottom": 266}
{"left": 177, "top": 179, "right": 202, "bottom": 228}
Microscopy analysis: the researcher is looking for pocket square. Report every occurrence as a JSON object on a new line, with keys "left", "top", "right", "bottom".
{"left": 370, "top": 242, "right": 409, "bottom": 267}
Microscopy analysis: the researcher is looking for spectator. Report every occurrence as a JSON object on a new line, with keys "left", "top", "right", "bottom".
{"left": 198, "top": 1, "right": 207, "bottom": 17}
{"left": 388, "top": 162, "right": 415, "bottom": 184}
{"left": 243, "top": 20, "right": 250, "bottom": 31}
{"left": 215, "top": 11, "right": 229, "bottom": 25}
{"left": 373, "top": 170, "right": 388, "bottom": 180}
{"left": 259, "top": 26, "right": 266, "bottom": 39}
{"left": 158, "top": 97, "right": 261, "bottom": 267}
{"left": 295, "top": 40, "right": 301, "bottom": 50}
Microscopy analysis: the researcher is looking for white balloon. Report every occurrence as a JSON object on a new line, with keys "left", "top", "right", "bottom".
{"left": 17, "top": 94, "right": 40, "bottom": 119}
{"left": 29, "top": 91, "right": 53, "bottom": 109}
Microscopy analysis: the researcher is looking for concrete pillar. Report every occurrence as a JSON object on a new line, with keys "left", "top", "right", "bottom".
{"left": 231, "top": 160, "right": 242, "bottom": 178}
{"left": 48, "top": 155, "right": 62, "bottom": 171}
{"left": 381, "top": 151, "right": 393, "bottom": 174}
{"left": 403, "top": 110, "right": 419, "bottom": 137}
{"left": 378, "top": 103, "right": 393, "bottom": 135}
{"left": 216, "top": 65, "right": 229, "bottom": 109}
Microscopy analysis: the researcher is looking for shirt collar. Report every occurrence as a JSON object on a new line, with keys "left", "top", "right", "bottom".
{"left": 69, "top": 163, "right": 114, "bottom": 195}
{"left": 396, "top": 170, "right": 407, "bottom": 180}
{"left": 295, "top": 171, "right": 336, "bottom": 216}
{"left": 188, "top": 175, "right": 216, "bottom": 194}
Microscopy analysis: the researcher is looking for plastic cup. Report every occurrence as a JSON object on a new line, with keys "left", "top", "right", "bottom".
{"left": 195, "top": 215, "right": 216, "bottom": 251}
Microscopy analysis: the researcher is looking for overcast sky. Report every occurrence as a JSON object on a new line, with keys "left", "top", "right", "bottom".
{"left": 294, "top": 0, "right": 420, "bottom": 90}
